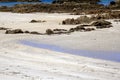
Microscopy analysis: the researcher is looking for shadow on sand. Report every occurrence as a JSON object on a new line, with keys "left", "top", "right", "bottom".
{"left": 20, "top": 40, "right": 120, "bottom": 62}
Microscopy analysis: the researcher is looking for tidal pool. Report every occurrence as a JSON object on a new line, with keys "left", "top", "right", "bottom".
{"left": 20, "top": 40, "right": 120, "bottom": 62}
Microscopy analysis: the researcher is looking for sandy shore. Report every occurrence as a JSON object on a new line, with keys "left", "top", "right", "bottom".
{"left": 0, "top": 12, "right": 120, "bottom": 80}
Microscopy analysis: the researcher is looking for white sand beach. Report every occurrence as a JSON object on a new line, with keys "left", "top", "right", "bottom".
{"left": 0, "top": 12, "right": 120, "bottom": 80}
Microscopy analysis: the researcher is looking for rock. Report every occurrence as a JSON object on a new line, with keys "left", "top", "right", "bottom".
{"left": 5, "top": 29, "right": 23, "bottom": 34}
{"left": 62, "top": 21, "right": 66, "bottom": 24}
{"left": 69, "top": 26, "right": 86, "bottom": 32}
{"left": 24, "top": 31, "right": 30, "bottom": 33}
{"left": 85, "top": 28, "right": 95, "bottom": 31}
{"left": 30, "top": 20, "right": 38, "bottom": 23}
{"left": 75, "top": 26, "right": 86, "bottom": 31}
{"left": 53, "top": 29, "right": 67, "bottom": 31}
{"left": 53, "top": 30, "right": 69, "bottom": 34}
{"left": 30, "top": 31, "right": 42, "bottom": 35}
{"left": 53, "top": 29, "right": 68, "bottom": 34}
{"left": 54, "top": 31, "right": 69, "bottom": 34}
{"left": 62, "top": 18, "right": 76, "bottom": 25}
{"left": 0, "top": 27, "right": 8, "bottom": 30}
{"left": 96, "top": 25, "right": 112, "bottom": 29}
{"left": 46, "top": 29, "right": 69, "bottom": 35}
{"left": 30, "top": 20, "right": 46, "bottom": 23}
{"left": 46, "top": 29, "right": 54, "bottom": 35}
{"left": 69, "top": 25, "right": 95, "bottom": 32}
{"left": 69, "top": 28, "right": 75, "bottom": 32}
{"left": 91, "top": 20, "right": 112, "bottom": 29}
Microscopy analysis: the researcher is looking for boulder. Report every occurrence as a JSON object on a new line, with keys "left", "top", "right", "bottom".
{"left": 30, "top": 31, "right": 41, "bottom": 35}
{"left": 5, "top": 29, "right": 23, "bottom": 34}
{"left": 46, "top": 29, "right": 54, "bottom": 35}
{"left": 24, "top": 31, "right": 30, "bottom": 33}
{"left": 30, "top": 20, "right": 38, "bottom": 23}
{"left": 91, "top": 20, "right": 112, "bottom": 26}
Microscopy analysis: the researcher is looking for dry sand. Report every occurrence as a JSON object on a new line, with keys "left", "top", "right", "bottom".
{"left": 0, "top": 12, "right": 120, "bottom": 80}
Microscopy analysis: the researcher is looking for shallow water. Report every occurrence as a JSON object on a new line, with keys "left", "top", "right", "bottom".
{"left": 99, "top": 0, "right": 114, "bottom": 5}
{"left": 0, "top": 0, "right": 114, "bottom": 6}
{"left": 20, "top": 40, "right": 120, "bottom": 62}
{"left": 0, "top": 2, "right": 40, "bottom": 7}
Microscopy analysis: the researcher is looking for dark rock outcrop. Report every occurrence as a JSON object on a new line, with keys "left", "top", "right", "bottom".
{"left": 53, "top": 29, "right": 69, "bottom": 34}
{"left": 91, "top": 20, "right": 112, "bottom": 29}
{"left": 5, "top": 29, "right": 23, "bottom": 34}
{"left": 91, "top": 20, "right": 111, "bottom": 26}
{"left": 30, "top": 20, "right": 46, "bottom": 23}
{"left": 53, "top": 29, "right": 67, "bottom": 32}
{"left": 24, "top": 31, "right": 30, "bottom": 33}
{"left": 46, "top": 29, "right": 54, "bottom": 35}
{"left": 30, "top": 20, "right": 38, "bottom": 23}
{"left": 30, "top": 31, "right": 42, "bottom": 35}
{"left": 0, "top": 27, "right": 9, "bottom": 30}
{"left": 69, "top": 25, "right": 95, "bottom": 32}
